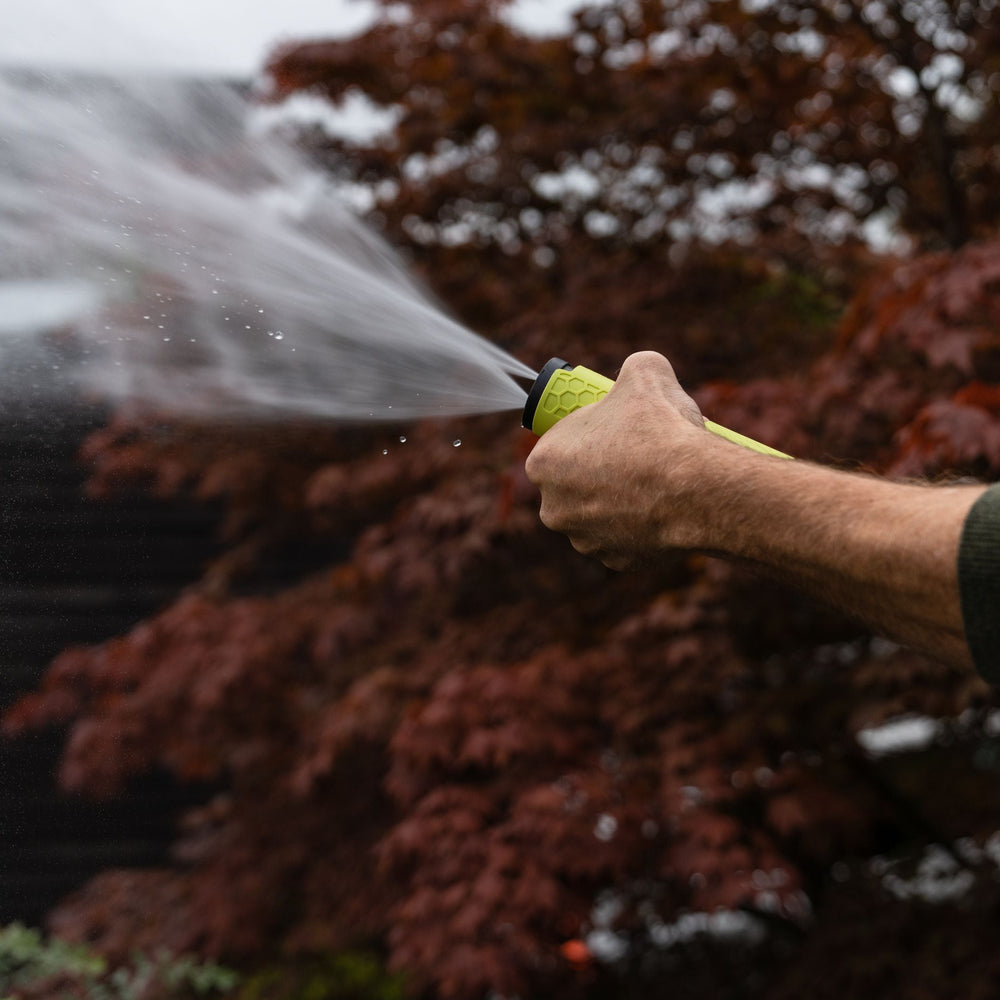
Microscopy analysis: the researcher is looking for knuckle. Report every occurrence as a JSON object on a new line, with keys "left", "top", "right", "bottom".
{"left": 524, "top": 442, "right": 548, "bottom": 484}
{"left": 621, "top": 350, "right": 673, "bottom": 379}
{"left": 539, "top": 504, "right": 575, "bottom": 537}
{"left": 569, "top": 535, "right": 598, "bottom": 557}
{"left": 616, "top": 352, "right": 681, "bottom": 400}
{"left": 537, "top": 504, "right": 558, "bottom": 530}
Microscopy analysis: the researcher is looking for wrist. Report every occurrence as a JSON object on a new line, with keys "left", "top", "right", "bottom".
{"left": 648, "top": 424, "right": 754, "bottom": 553}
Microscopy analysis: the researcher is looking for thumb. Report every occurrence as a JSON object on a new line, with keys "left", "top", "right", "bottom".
{"left": 612, "top": 352, "right": 704, "bottom": 428}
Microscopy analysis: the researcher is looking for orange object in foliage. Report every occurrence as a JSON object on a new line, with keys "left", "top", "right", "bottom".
{"left": 559, "top": 939, "right": 591, "bottom": 967}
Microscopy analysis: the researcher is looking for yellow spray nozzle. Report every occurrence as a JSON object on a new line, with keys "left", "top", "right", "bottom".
{"left": 522, "top": 357, "right": 792, "bottom": 460}
{"left": 522, "top": 358, "right": 614, "bottom": 436}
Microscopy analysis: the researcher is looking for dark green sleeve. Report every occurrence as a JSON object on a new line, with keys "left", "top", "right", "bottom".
{"left": 959, "top": 484, "right": 1000, "bottom": 683}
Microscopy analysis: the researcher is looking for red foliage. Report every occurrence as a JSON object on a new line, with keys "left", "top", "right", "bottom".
{"left": 7, "top": 3, "right": 1000, "bottom": 999}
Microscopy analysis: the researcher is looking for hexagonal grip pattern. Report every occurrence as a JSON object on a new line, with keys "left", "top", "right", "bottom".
{"left": 527, "top": 364, "right": 614, "bottom": 435}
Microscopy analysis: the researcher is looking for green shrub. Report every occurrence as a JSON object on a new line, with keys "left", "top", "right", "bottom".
{"left": 0, "top": 923, "right": 238, "bottom": 999}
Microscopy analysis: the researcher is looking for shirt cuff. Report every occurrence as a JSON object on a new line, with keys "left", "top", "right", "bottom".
{"left": 958, "top": 484, "right": 1000, "bottom": 683}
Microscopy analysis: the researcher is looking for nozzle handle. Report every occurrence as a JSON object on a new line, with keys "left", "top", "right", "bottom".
{"left": 522, "top": 358, "right": 792, "bottom": 460}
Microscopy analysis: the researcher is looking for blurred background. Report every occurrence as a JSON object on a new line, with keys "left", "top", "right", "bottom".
{"left": 3, "top": 1, "right": 1000, "bottom": 998}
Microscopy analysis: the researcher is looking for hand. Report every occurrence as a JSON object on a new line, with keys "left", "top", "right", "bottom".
{"left": 524, "top": 351, "right": 709, "bottom": 570}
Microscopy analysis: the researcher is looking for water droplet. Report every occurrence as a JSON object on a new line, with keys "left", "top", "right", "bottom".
{"left": 382, "top": 449, "right": 389, "bottom": 455}
{"left": 274, "top": 332, "right": 284, "bottom": 340}
{"left": 162, "top": 337, "right": 171, "bottom": 342}
{"left": 452, "top": 439, "right": 462, "bottom": 447}
{"left": 399, "top": 436, "right": 407, "bottom": 443}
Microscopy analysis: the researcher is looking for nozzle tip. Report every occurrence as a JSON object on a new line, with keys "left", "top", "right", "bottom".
{"left": 522, "top": 357, "right": 571, "bottom": 432}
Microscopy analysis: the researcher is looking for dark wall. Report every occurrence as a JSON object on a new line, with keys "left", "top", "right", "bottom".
{"left": 0, "top": 403, "right": 221, "bottom": 925}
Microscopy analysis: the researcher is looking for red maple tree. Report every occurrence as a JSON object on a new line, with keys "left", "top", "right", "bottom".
{"left": 6, "top": 2, "right": 1000, "bottom": 998}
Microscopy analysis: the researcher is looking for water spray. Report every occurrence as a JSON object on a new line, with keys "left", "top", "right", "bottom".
{"left": 522, "top": 358, "right": 792, "bottom": 458}
{"left": 0, "top": 71, "right": 534, "bottom": 420}
{"left": 0, "top": 69, "right": 794, "bottom": 453}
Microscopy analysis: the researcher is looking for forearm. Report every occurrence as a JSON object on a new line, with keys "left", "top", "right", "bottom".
{"left": 685, "top": 435, "right": 987, "bottom": 668}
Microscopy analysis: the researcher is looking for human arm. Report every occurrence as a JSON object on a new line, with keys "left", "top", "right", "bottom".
{"left": 524, "top": 351, "right": 991, "bottom": 671}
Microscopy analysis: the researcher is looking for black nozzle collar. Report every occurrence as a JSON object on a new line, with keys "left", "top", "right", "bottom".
{"left": 522, "top": 357, "right": 572, "bottom": 431}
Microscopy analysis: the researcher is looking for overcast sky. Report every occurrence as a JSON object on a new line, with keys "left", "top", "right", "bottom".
{"left": 2, "top": 0, "right": 585, "bottom": 77}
